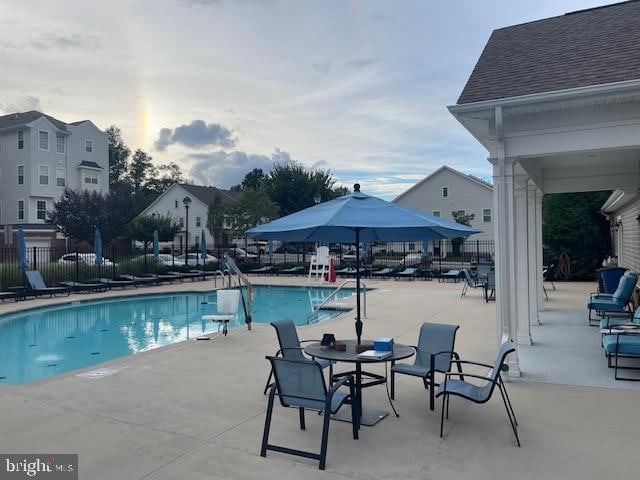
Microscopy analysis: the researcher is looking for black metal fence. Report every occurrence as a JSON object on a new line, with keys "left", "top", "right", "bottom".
{"left": 0, "top": 239, "right": 494, "bottom": 289}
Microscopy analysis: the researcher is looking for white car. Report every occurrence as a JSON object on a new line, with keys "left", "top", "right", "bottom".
{"left": 230, "top": 247, "right": 258, "bottom": 261}
{"left": 57, "top": 253, "right": 117, "bottom": 267}
{"left": 176, "top": 253, "right": 219, "bottom": 266}
{"left": 135, "top": 254, "right": 180, "bottom": 267}
{"left": 404, "top": 253, "right": 431, "bottom": 267}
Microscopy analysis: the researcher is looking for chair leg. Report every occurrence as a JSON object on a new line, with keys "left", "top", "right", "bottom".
{"left": 319, "top": 408, "right": 331, "bottom": 470}
{"left": 329, "top": 363, "right": 334, "bottom": 386}
{"left": 461, "top": 282, "right": 467, "bottom": 297}
{"left": 498, "top": 383, "right": 520, "bottom": 447}
{"left": 429, "top": 374, "right": 435, "bottom": 411}
{"left": 446, "top": 394, "right": 450, "bottom": 419}
{"left": 350, "top": 383, "right": 359, "bottom": 439}
{"left": 500, "top": 379, "right": 518, "bottom": 426}
{"left": 263, "top": 368, "right": 274, "bottom": 395}
{"left": 422, "top": 377, "right": 428, "bottom": 390}
{"left": 261, "top": 386, "right": 276, "bottom": 457}
{"left": 439, "top": 393, "right": 446, "bottom": 438}
{"left": 543, "top": 285, "right": 548, "bottom": 301}
{"left": 390, "top": 368, "right": 395, "bottom": 400}
{"left": 299, "top": 407, "right": 306, "bottom": 430}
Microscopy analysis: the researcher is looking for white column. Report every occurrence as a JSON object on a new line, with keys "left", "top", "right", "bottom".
{"left": 527, "top": 181, "right": 540, "bottom": 328}
{"left": 536, "top": 189, "right": 545, "bottom": 312}
{"left": 491, "top": 156, "right": 520, "bottom": 375}
{"left": 514, "top": 175, "right": 532, "bottom": 346}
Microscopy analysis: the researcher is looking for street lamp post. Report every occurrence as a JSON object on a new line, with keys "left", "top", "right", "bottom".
{"left": 183, "top": 196, "right": 192, "bottom": 266}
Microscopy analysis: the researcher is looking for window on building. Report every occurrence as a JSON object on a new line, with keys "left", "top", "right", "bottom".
{"left": 483, "top": 208, "right": 492, "bottom": 223}
{"left": 17, "top": 200, "right": 24, "bottom": 221}
{"left": 56, "top": 134, "right": 65, "bottom": 154}
{"left": 17, "top": 165, "right": 24, "bottom": 185}
{"left": 408, "top": 242, "right": 416, "bottom": 251}
{"left": 432, "top": 211, "right": 440, "bottom": 217}
{"left": 175, "top": 200, "right": 178, "bottom": 209}
{"left": 456, "top": 209, "right": 466, "bottom": 217}
{"left": 36, "top": 200, "right": 47, "bottom": 220}
{"left": 84, "top": 172, "right": 98, "bottom": 185}
{"left": 17, "top": 130, "right": 24, "bottom": 150}
{"left": 195, "top": 216, "right": 201, "bottom": 227}
{"left": 56, "top": 168, "right": 66, "bottom": 187}
{"left": 179, "top": 217, "right": 184, "bottom": 227}
{"left": 39, "top": 130, "right": 49, "bottom": 150}
{"left": 39, "top": 165, "right": 49, "bottom": 185}
{"left": 85, "top": 140, "right": 93, "bottom": 152}
{"left": 442, "top": 187, "right": 449, "bottom": 198}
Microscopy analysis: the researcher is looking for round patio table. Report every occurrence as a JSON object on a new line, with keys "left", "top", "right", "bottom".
{"left": 304, "top": 339, "right": 415, "bottom": 426}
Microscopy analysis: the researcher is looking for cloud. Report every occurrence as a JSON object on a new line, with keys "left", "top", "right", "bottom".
{"left": 154, "top": 119, "right": 236, "bottom": 151}
{"left": 345, "top": 57, "right": 379, "bottom": 69}
{"left": 0, "top": 95, "right": 42, "bottom": 114}
{"left": 29, "top": 33, "right": 100, "bottom": 50}
{"left": 312, "top": 61, "right": 332, "bottom": 74}
{"left": 189, "top": 149, "right": 291, "bottom": 188}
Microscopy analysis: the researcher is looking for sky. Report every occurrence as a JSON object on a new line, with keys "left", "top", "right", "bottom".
{"left": 0, "top": 0, "right": 620, "bottom": 198}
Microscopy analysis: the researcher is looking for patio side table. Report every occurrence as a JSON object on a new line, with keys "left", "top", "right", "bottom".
{"left": 304, "top": 340, "right": 415, "bottom": 426}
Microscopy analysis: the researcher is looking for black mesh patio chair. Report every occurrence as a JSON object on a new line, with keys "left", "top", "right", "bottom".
{"left": 436, "top": 340, "right": 520, "bottom": 447}
{"left": 390, "top": 322, "right": 461, "bottom": 411}
{"left": 263, "top": 319, "right": 333, "bottom": 394}
{"left": 484, "top": 271, "right": 496, "bottom": 302}
{"left": 261, "top": 356, "right": 359, "bottom": 470}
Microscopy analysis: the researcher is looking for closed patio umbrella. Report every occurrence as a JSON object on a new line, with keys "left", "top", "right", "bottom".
{"left": 153, "top": 230, "right": 160, "bottom": 262}
{"left": 248, "top": 184, "right": 480, "bottom": 344}
{"left": 94, "top": 229, "right": 103, "bottom": 266}
{"left": 17, "top": 227, "right": 29, "bottom": 270}
{"left": 200, "top": 230, "right": 207, "bottom": 260}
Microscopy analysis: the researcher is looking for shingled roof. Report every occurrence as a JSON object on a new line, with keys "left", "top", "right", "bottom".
{"left": 0, "top": 110, "right": 69, "bottom": 131}
{"left": 457, "top": 1, "right": 640, "bottom": 104}
{"left": 180, "top": 184, "right": 240, "bottom": 205}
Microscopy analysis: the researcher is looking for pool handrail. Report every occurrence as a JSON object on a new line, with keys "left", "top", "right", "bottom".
{"left": 308, "top": 279, "right": 366, "bottom": 323}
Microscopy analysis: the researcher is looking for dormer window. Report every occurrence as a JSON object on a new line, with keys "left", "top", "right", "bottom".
{"left": 442, "top": 187, "right": 449, "bottom": 198}
{"left": 17, "top": 130, "right": 24, "bottom": 150}
{"left": 85, "top": 140, "right": 93, "bottom": 152}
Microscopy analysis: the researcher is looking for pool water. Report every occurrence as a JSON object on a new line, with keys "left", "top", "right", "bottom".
{"left": 0, "top": 285, "right": 354, "bottom": 384}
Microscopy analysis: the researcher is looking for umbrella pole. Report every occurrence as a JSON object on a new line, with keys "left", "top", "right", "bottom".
{"left": 355, "top": 229, "right": 362, "bottom": 345}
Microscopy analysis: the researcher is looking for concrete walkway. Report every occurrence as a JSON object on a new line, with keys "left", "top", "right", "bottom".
{"left": 0, "top": 278, "right": 638, "bottom": 479}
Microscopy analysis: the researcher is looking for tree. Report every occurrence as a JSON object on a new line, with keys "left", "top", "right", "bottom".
{"left": 543, "top": 191, "right": 612, "bottom": 279}
{"left": 47, "top": 189, "right": 135, "bottom": 245}
{"left": 128, "top": 214, "right": 181, "bottom": 250}
{"left": 230, "top": 168, "right": 266, "bottom": 191}
{"left": 262, "top": 161, "right": 347, "bottom": 216}
{"left": 207, "top": 193, "right": 228, "bottom": 246}
{"left": 146, "top": 162, "right": 185, "bottom": 196}
{"left": 128, "top": 149, "right": 156, "bottom": 192}
{"left": 228, "top": 189, "right": 279, "bottom": 237}
{"left": 450, "top": 211, "right": 475, "bottom": 257}
{"left": 106, "top": 125, "right": 130, "bottom": 185}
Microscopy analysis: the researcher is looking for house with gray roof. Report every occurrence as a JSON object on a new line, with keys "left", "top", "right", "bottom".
{"left": 449, "top": 0, "right": 640, "bottom": 375}
{"left": 138, "top": 183, "right": 240, "bottom": 249}
{"left": 0, "top": 110, "right": 109, "bottom": 249}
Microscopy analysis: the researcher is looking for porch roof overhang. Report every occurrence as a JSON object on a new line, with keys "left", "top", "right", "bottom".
{"left": 448, "top": 79, "right": 640, "bottom": 195}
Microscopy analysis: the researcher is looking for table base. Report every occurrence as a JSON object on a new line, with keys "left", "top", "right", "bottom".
{"left": 332, "top": 408, "right": 389, "bottom": 426}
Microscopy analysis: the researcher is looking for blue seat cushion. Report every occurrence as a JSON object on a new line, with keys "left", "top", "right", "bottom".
{"left": 602, "top": 335, "right": 640, "bottom": 356}
{"left": 599, "top": 318, "right": 636, "bottom": 329}
{"left": 391, "top": 363, "right": 429, "bottom": 377}
{"left": 587, "top": 299, "right": 626, "bottom": 311}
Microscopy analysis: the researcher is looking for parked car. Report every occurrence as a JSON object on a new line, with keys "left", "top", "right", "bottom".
{"left": 176, "top": 253, "right": 219, "bottom": 266}
{"left": 229, "top": 247, "right": 258, "bottom": 261}
{"left": 275, "top": 244, "right": 300, "bottom": 254}
{"left": 404, "top": 253, "right": 432, "bottom": 267}
{"left": 134, "top": 253, "right": 180, "bottom": 267}
{"left": 57, "top": 253, "right": 117, "bottom": 267}
{"left": 244, "top": 242, "right": 268, "bottom": 254}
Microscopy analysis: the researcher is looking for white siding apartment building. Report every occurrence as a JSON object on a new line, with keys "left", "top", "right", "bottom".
{"left": 602, "top": 190, "right": 640, "bottom": 272}
{"left": 0, "top": 110, "right": 109, "bottom": 247}
{"left": 393, "top": 165, "right": 494, "bottom": 241}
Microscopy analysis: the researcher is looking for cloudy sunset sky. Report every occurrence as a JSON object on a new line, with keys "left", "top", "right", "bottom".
{"left": 0, "top": 0, "right": 617, "bottom": 198}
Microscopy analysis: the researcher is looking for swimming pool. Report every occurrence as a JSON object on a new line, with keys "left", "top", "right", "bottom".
{"left": 0, "top": 285, "right": 354, "bottom": 384}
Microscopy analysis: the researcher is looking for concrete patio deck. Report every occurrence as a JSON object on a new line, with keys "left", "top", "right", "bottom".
{"left": 0, "top": 277, "right": 638, "bottom": 479}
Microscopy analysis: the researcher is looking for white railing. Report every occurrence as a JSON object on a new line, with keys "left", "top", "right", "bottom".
{"left": 308, "top": 279, "right": 367, "bottom": 322}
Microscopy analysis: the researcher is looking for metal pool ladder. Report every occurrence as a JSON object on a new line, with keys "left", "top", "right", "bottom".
{"left": 222, "top": 255, "right": 255, "bottom": 330}
{"left": 307, "top": 279, "right": 366, "bottom": 323}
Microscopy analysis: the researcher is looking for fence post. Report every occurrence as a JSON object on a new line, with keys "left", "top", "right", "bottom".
{"left": 438, "top": 240, "right": 442, "bottom": 274}
{"left": 403, "top": 242, "right": 406, "bottom": 269}
{"left": 476, "top": 240, "right": 480, "bottom": 265}
{"left": 75, "top": 250, "right": 79, "bottom": 282}
{"left": 112, "top": 246, "right": 116, "bottom": 278}
{"left": 144, "top": 243, "right": 148, "bottom": 274}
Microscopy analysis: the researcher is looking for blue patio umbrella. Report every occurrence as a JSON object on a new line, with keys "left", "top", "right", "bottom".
{"left": 153, "top": 230, "right": 160, "bottom": 262}
{"left": 248, "top": 184, "right": 480, "bottom": 344}
{"left": 200, "top": 230, "right": 207, "bottom": 260}
{"left": 16, "top": 227, "right": 29, "bottom": 270}
{"left": 94, "top": 229, "right": 103, "bottom": 266}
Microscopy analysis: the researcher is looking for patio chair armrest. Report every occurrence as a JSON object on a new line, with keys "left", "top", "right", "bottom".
{"left": 299, "top": 339, "right": 322, "bottom": 344}
{"left": 442, "top": 372, "right": 495, "bottom": 383}
{"left": 431, "top": 349, "right": 457, "bottom": 358}
{"left": 328, "top": 375, "right": 353, "bottom": 396}
{"left": 452, "top": 359, "right": 494, "bottom": 369}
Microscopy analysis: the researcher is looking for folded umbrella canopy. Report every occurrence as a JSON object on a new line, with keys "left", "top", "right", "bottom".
{"left": 17, "top": 226, "right": 29, "bottom": 270}
{"left": 153, "top": 230, "right": 160, "bottom": 262}
{"left": 248, "top": 184, "right": 481, "bottom": 344}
